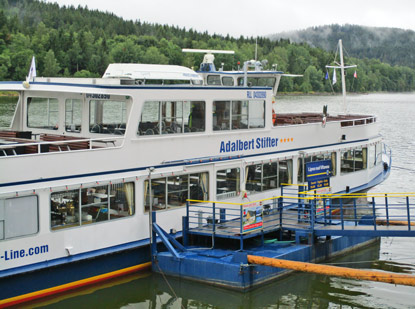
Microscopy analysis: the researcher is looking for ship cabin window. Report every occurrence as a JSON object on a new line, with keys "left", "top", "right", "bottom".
{"left": 27, "top": 97, "right": 59, "bottom": 130}
{"left": 237, "top": 77, "right": 276, "bottom": 88}
{"left": 65, "top": 99, "right": 82, "bottom": 133}
{"left": 139, "top": 100, "right": 205, "bottom": 135}
{"left": 89, "top": 100, "right": 126, "bottom": 135}
{"left": 298, "top": 153, "right": 337, "bottom": 183}
{"left": 221, "top": 76, "right": 234, "bottom": 86}
{"left": 213, "top": 100, "right": 265, "bottom": 131}
{"left": 341, "top": 147, "right": 367, "bottom": 174}
{"left": 0, "top": 196, "right": 38, "bottom": 240}
{"left": 144, "top": 172, "right": 209, "bottom": 211}
{"left": 246, "top": 159, "right": 293, "bottom": 193}
{"left": 216, "top": 168, "right": 240, "bottom": 199}
{"left": 0, "top": 91, "right": 19, "bottom": 128}
{"left": 207, "top": 75, "right": 221, "bottom": 85}
{"left": 50, "top": 182, "right": 135, "bottom": 230}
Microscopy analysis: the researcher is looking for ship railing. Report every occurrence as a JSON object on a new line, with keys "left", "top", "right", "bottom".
{"left": 288, "top": 192, "right": 415, "bottom": 235}
{"left": 0, "top": 135, "right": 124, "bottom": 157}
{"left": 185, "top": 192, "right": 415, "bottom": 250}
{"left": 339, "top": 115, "right": 377, "bottom": 127}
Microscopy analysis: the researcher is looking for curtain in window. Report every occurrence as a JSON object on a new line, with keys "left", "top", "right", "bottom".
{"left": 200, "top": 172, "right": 209, "bottom": 201}
{"left": 331, "top": 152, "right": 337, "bottom": 176}
{"left": 123, "top": 182, "right": 134, "bottom": 215}
{"left": 286, "top": 160, "right": 293, "bottom": 184}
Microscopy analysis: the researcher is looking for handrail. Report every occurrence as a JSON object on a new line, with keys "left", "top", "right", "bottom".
{"left": 0, "top": 136, "right": 124, "bottom": 157}
{"left": 186, "top": 192, "right": 415, "bottom": 243}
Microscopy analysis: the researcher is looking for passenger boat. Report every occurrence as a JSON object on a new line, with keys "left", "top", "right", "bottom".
{"left": 0, "top": 44, "right": 390, "bottom": 306}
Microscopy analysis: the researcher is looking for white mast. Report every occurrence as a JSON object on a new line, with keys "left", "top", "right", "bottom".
{"left": 326, "top": 39, "right": 356, "bottom": 114}
{"left": 339, "top": 40, "right": 347, "bottom": 113}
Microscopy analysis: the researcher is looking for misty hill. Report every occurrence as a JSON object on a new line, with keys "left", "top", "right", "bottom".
{"left": 270, "top": 24, "right": 415, "bottom": 68}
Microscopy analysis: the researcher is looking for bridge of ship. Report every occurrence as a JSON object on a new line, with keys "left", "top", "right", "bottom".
{"left": 180, "top": 185, "right": 415, "bottom": 250}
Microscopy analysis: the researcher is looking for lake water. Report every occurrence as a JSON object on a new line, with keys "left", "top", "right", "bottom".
{"left": 2, "top": 93, "right": 415, "bottom": 308}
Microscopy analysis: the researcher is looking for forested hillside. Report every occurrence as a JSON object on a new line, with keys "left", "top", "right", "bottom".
{"left": 270, "top": 24, "right": 415, "bottom": 69}
{"left": 1, "top": 0, "right": 415, "bottom": 93}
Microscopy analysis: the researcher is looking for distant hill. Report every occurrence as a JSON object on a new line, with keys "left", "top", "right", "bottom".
{"left": 269, "top": 24, "right": 415, "bottom": 68}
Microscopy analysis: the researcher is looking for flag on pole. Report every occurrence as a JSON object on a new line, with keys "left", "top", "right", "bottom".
{"left": 332, "top": 68, "right": 337, "bottom": 85}
{"left": 353, "top": 70, "right": 357, "bottom": 78}
{"left": 325, "top": 71, "right": 329, "bottom": 80}
{"left": 26, "top": 56, "right": 37, "bottom": 82}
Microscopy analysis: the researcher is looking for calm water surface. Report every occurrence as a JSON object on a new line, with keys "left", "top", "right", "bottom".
{"left": 3, "top": 93, "right": 415, "bottom": 308}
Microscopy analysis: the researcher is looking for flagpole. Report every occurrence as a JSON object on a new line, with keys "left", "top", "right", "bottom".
{"left": 339, "top": 40, "right": 347, "bottom": 114}
{"left": 326, "top": 40, "right": 356, "bottom": 115}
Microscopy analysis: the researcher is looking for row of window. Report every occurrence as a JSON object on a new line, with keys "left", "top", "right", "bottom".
{"left": 27, "top": 97, "right": 127, "bottom": 135}
{"left": 206, "top": 75, "right": 276, "bottom": 88}
{"left": 139, "top": 100, "right": 265, "bottom": 135}
{"left": 26, "top": 97, "right": 266, "bottom": 137}
{"left": 296, "top": 145, "right": 380, "bottom": 182}
{"left": 50, "top": 182, "right": 134, "bottom": 230}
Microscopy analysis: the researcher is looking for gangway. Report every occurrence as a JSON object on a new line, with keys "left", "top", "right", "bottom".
{"left": 183, "top": 189, "right": 415, "bottom": 249}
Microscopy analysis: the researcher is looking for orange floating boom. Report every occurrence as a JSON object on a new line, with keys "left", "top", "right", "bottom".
{"left": 247, "top": 255, "right": 415, "bottom": 286}
{"left": 376, "top": 219, "right": 415, "bottom": 226}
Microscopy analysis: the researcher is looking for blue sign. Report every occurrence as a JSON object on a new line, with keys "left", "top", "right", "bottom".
{"left": 306, "top": 160, "right": 332, "bottom": 190}
{"left": 308, "top": 178, "right": 330, "bottom": 190}
{"left": 306, "top": 160, "right": 332, "bottom": 181}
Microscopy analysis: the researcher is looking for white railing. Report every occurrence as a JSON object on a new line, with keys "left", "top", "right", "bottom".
{"left": 0, "top": 136, "right": 124, "bottom": 158}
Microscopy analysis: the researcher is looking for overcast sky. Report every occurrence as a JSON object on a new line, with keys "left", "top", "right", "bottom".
{"left": 45, "top": 0, "right": 415, "bottom": 37}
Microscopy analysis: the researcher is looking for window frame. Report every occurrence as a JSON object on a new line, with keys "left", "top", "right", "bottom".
{"left": 213, "top": 100, "right": 265, "bottom": 131}
{"left": 27, "top": 97, "right": 60, "bottom": 130}
{"left": 50, "top": 181, "right": 135, "bottom": 231}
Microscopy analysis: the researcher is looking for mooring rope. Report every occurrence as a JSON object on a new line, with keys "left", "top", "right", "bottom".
{"left": 154, "top": 260, "right": 185, "bottom": 309}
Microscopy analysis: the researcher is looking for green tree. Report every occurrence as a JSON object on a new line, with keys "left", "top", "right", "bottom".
{"left": 42, "top": 49, "right": 60, "bottom": 76}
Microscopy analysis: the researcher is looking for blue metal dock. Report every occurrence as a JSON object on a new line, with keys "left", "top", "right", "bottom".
{"left": 151, "top": 188, "right": 415, "bottom": 290}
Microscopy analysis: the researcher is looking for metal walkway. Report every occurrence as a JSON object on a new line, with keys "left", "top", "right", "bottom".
{"left": 183, "top": 188, "right": 415, "bottom": 249}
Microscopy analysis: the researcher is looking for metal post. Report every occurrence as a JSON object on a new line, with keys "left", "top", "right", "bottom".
{"left": 340, "top": 198, "right": 344, "bottom": 230}
{"left": 182, "top": 216, "right": 188, "bottom": 247}
{"left": 406, "top": 196, "right": 411, "bottom": 231}
{"left": 372, "top": 197, "right": 377, "bottom": 231}
{"left": 212, "top": 202, "right": 216, "bottom": 248}
{"left": 220, "top": 208, "right": 226, "bottom": 223}
{"left": 240, "top": 205, "right": 244, "bottom": 251}
{"left": 310, "top": 199, "right": 315, "bottom": 231}
{"left": 148, "top": 167, "right": 155, "bottom": 249}
{"left": 323, "top": 199, "right": 327, "bottom": 226}
{"left": 353, "top": 198, "right": 357, "bottom": 226}
{"left": 385, "top": 194, "right": 389, "bottom": 225}
{"left": 151, "top": 211, "right": 157, "bottom": 261}
{"left": 298, "top": 185, "right": 304, "bottom": 223}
